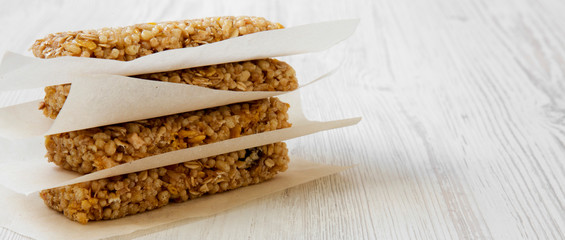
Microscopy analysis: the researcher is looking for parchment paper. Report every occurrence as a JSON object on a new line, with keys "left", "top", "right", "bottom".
{"left": 0, "top": 90, "right": 361, "bottom": 194}
{"left": 0, "top": 19, "right": 359, "bottom": 90}
{"left": 0, "top": 158, "right": 352, "bottom": 240}
{"left": 0, "top": 69, "right": 334, "bottom": 138}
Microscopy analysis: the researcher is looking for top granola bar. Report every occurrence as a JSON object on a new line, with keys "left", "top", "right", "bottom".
{"left": 31, "top": 16, "right": 284, "bottom": 61}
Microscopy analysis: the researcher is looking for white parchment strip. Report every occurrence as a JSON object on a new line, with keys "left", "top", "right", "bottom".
{"left": 0, "top": 117, "right": 360, "bottom": 195}
{"left": 0, "top": 19, "right": 359, "bottom": 90}
{"left": 0, "top": 90, "right": 361, "bottom": 194}
{"left": 0, "top": 100, "right": 52, "bottom": 137}
{"left": 0, "top": 158, "right": 352, "bottom": 240}
{"left": 0, "top": 68, "right": 336, "bottom": 138}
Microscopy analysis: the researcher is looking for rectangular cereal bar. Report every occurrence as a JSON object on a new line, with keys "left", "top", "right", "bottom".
{"left": 46, "top": 97, "right": 291, "bottom": 174}
{"left": 40, "top": 58, "right": 298, "bottom": 119}
{"left": 40, "top": 142, "right": 289, "bottom": 224}
{"left": 31, "top": 16, "right": 283, "bottom": 60}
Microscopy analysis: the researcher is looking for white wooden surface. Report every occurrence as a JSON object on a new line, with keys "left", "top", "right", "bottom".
{"left": 1, "top": 0, "right": 565, "bottom": 239}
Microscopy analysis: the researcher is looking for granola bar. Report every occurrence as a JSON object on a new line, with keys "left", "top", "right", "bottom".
{"left": 40, "top": 142, "right": 289, "bottom": 224}
{"left": 45, "top": 97, "right": 290, "bottom": 174}
{"left": 40, "top": 59, "right": 298, "bottom": 119}
{"left": 31, "top": 16, "right": 283, "bottom": 60}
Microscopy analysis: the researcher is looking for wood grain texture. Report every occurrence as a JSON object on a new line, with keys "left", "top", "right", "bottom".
{"left": 1, "top": 0, "right": 565, "bottom": 239}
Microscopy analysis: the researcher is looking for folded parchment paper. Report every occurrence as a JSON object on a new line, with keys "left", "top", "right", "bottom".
{"left": 0, "top": 19, "right": 359, "bottom": 89}
{"left": 0, "top": 91, "right": 361, "bottom": 194}
{"left": 0, "top": 70, "right": 335, "bottom": 137}
{"left": 0, "top": 158, "right": 351, "bottom": 240}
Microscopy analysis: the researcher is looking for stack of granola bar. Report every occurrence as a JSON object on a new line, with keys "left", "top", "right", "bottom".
{"left": 32, "top": 16, "right": 298, "bottom": 224}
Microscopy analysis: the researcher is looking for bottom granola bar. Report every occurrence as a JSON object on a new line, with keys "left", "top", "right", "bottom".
{"left": 40, "top": 142, "right": 289, "bottom": 224}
